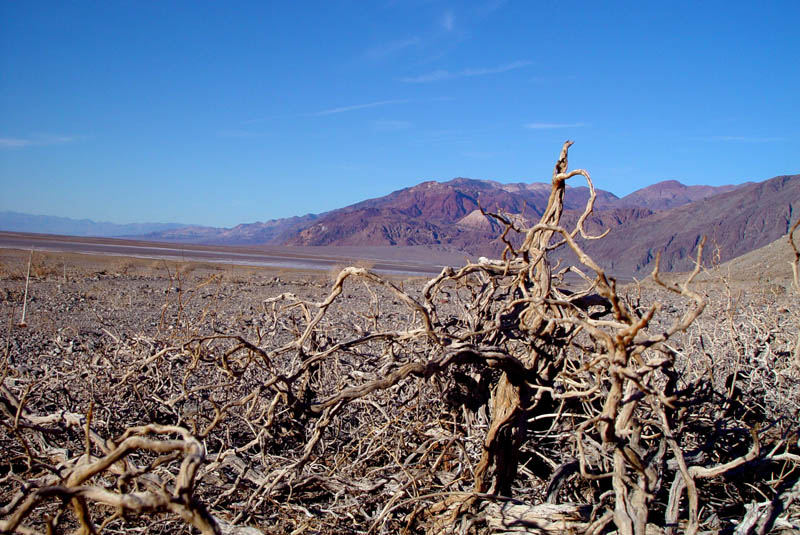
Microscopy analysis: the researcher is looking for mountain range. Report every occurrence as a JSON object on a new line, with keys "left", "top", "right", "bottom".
{"left": 577, "top": 175, "right": 800, "bottom": 276}
{"left": 3, "top": 174, "right": 798, "bottom": 279}
{"left": 0, "top": 211, "right": 186, "bottom": 238}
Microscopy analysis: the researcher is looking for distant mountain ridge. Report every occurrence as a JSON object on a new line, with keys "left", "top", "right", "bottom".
{"left": 577, "top": 174, "right": 800, "bottom": 277}
{"left": 618, "top": 180, "right": 746, "bottom": 210}
{"left": 1, "top": 179, "right": 739, "bottom": 246}
{"left": 279, "top": 178, "right": 747, "bottom": 252}
{"left": 0, "top": 211, "right": 186, "bottom": 238}
{"left": 4, "top": 175, "right": 795, "bottom": 280}
{"left": 283, "top": 178, "right": 622, "bottom": 247}
{"left": 138, "top": 214, "right": 318, "bottom": 245}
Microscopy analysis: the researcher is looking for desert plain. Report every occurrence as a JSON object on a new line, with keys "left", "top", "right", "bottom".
{"left": 1, "top": 228, "right": 799, "bottom": 534}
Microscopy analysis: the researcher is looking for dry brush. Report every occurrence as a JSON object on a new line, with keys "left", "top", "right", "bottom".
{"left": 2, "top": 143, "right": 799, "bottom": 534}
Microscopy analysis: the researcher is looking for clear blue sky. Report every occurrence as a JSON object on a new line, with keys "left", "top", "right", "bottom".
{"left": 1, "top": 1, "right": 798, "bottom": 227}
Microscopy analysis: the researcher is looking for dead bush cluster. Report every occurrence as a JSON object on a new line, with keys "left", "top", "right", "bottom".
{"left": 1, "top": 143, "right": 799, "bottom": 534}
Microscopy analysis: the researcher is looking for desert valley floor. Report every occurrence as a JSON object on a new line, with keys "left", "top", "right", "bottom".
{"left": 1, "top": 240, "right": 798, "bottom": 534}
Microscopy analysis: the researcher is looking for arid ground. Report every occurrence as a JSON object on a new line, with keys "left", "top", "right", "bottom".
{"left": 0, "top": 231, "right": 471, "bottom": 277}
{"left": 1, "top": 228, "right": 799, "bottom": 534}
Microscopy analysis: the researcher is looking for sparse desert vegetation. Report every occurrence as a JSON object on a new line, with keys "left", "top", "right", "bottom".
{"left": 1, "top": 145, "right": 799, "bottom": 535}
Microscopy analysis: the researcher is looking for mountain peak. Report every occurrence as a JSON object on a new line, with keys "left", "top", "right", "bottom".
{"left": 650, "top": 179, "right": 685, "bottom": 188}
{"left": 620, "top": 180, "right": 742, "bottom": 210}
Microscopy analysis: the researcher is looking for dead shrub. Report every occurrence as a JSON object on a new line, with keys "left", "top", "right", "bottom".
{"left": 29, "top": 254, "right": 62, "bottom": 280}
{"left": 2, "top": 143, "right": 798, "bottom": 535}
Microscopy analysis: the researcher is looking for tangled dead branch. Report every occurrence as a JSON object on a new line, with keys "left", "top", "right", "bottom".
{"left": 2, "top": 142, "right": 798, "bottom": 534}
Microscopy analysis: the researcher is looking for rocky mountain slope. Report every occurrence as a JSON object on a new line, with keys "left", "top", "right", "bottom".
{"left": 279, "top": 178, "right": 751, "bottom": 249}
{"left": 283, "top": 178, "right": 620, "bottom": 247}
{"left": 575, "top": 174, "right": 800, "bottom": 277}
{"left": 700, "top": 231, "right": 799, "bottom": 287}
{"left": 617, "top": 180, "right": 744, "bottom": 210}
{"left": 8, "top": 174, "right": 797, "bottom": 279}
{"left": 274, "top": 174, "right": 795, "bottom": 279}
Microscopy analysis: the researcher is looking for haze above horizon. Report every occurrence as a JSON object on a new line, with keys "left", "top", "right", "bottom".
{"left": 1, "top": 1, "right": 798, "bottom": 228}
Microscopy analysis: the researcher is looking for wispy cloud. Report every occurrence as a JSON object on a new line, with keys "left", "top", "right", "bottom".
{"left": 472, "top": 0, "right": 507, "bottom": 17}
{"left": 241, "top": 114, "right": 282, "bottom": 125}
{"left": 309, "top": 99, "right": 409, "bottom": 116}
{"left": 441, "top": 10, "right": 455, "bottom": 31}
{"left": 365, "top": 37, "right": 421, "bottom": 59}
{"left": 462, "top": 150, "right": 502, "bottom": 159}
{"left": 0, "top": 138, "right": 33, "bottom": 148}
{"left": 0, "top": 135, "right": 76, "bottom": 149}
{"left": 401, "top": 70, "right": 451, "bottom": 83}
{"left": 460, "top": 61, "right": 532, "bottom": 76}
{"left": 699, "top": 135, "right": 784, "bottom": 143}
{"left": 217, "top": 129, "right": 263, "bottom": 139}
{"left": 530, "top": 74, "right": 578, "bottom": 83}
{"left": 401, "top": 60, "right": 532, "bottom": 83}
{"left": 524, "top": 122, "right": 587, "bottom": 129}
{"left": 373, "top": 120, "right": 413, "bottom": 131}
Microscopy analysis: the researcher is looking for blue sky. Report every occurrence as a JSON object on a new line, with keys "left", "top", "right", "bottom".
{"left": 1, "top": 1, "right": 798, "bottom": 227}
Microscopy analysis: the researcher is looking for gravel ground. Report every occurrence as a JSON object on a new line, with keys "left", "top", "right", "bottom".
{"left": 1, "top": 251, "right": 330, "bottom": 369}
{"left": 2, "top": 247, "right": 799, "bottom": 534}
